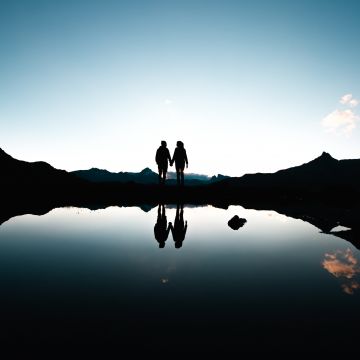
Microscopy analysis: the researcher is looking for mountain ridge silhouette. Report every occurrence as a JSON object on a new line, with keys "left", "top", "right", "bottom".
{"left": 218, "top": 151, "right": 360, "bottom": 189}
{"left": 71, "top": 166, "right": 228, "bottom": 184}
{"left": 1, "top": 147, "right": 360, "bottom": 190}
{"left": 0, "top": 147, "right": 82, "bottom": 186}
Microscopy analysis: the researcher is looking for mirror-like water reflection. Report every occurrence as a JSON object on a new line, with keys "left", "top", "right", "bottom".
{"left": 154, "top": 204, "right": 187, "bottom": 248}
{"left": 0, "top": 204, "right": 359, "bottom": 351}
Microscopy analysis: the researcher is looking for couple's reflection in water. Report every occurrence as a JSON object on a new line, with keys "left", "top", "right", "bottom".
{"left": 154, "top": 204, "right": 187, "bottom": 249}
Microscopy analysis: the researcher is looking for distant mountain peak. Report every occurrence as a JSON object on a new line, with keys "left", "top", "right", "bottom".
{"left": 320, "top": 151, "right": 334, "bottom": 159}
{"left": 315, "top": 152, "right": 337, "bottom": 162}
{"left": 83, "top": 168, "right": 110, "bottom": 173}
{"left": 140, "top": 167, "right": 155, "bottom": 175}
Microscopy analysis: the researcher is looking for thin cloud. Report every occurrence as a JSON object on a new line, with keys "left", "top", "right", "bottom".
{"left": 339, "top": 93, "right": 358, "bottom": 107}
{"left": 349, "top": 99, "right": 359, "bottom": 107}
{"left": 340, "top": 93, "right": 353, "bottom": 105}
{"left": 164, "top": 99, "right": 173, "bottom": 105}
{"left": 322, "top": 109, "right": 358, "bottom": 134}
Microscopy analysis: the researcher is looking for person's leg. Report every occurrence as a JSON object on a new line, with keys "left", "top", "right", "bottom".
{"left": 180, "top": 169, "right": 184, "bottom": 186}
{"left": 162, "top": 165, "right": 168, "bottom": 184}
{"left": 159, "top": 168, "right": 166, "bottom": 184}
{"left": 162, "top": 170, "right": 166, "bottom": 184}
{"left": 176, "top": 168, "right": 180, "bottom": 185}
{"left": 164, "top": 166, "right": 168, "bottom": 184}
{"left": 158, "top": 167, "right": 162, "bottom": 184}
{"left": 176, "top": 203, "right": 180, "bottom": 221}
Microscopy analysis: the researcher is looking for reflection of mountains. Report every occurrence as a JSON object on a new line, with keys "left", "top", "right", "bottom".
{"left": 240, "top": 200, "right": 360, "bottom": 249}
{"left": 1, "top": 199, "right": 359, "bottom": 250}
{"left": 0, "top": 202, "right": 206, "bottom": 227}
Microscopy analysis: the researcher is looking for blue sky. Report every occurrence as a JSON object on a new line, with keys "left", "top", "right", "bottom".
{"left": 1, "top": 0, "right": 360, "bottom": 176}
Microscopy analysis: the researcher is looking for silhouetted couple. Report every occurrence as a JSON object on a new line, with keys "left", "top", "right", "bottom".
{"left": 154, "top": 204, "right": 188, "bottom": 249}
{"left": 155, "top": 141, "right": 188, "bottom": 185}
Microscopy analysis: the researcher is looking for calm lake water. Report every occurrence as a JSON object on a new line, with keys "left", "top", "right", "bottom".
{"left": 0, "top": 204, "right": 359, "bottom": 351}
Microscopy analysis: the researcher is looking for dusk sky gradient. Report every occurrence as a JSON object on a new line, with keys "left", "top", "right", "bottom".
{"left": 1, "top": 0, "right": 360, "bottom": 176}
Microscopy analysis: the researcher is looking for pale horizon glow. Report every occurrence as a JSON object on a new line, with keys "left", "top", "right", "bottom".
{"left": 1, "top": 0, "right": 360, "bottom": 176}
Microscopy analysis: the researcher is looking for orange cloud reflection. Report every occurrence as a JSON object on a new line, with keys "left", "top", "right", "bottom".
{"left": 322, "top": 248, "right": 360, "bottom": 295}
{"left": 342, "top": 282, "right": 360, "bottom": 295}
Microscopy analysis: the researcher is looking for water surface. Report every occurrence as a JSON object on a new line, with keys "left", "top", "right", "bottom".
{"left": 0, "top": 205, "right": 359, "bottom": 351}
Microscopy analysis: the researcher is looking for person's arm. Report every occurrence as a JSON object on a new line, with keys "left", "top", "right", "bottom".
{"left": 183, "top": 221, "right": 187, "bottom": 238}
{"left": 171, "top": 149, "right": 176, "bottom": 166}
{"left": 155, "top": 149, "right": 159, "bottom": 164}
{"left": 184, "top": 150, "right": 188, "bottom": 168}
{"left": 166, "top": 222, "right": 172, "bottom": 237}
{"left": 169, "top": 222, "right": 174, "bottom": 234}
{"left": 167, "top": 149, "right": 171, "bottom": 164}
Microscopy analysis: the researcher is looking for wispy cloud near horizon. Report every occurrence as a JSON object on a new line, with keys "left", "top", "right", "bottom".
{"left": 322, "top": 109, "right": 358, "bottom": 134}
{"left": 340, "top": 93, "right": 359, "bottom": 107}
{"left": 349, "top": 99, "right": 359, "bottom": 107}
{"left": 322, "top": 93, "right": 359, "bottom": 134}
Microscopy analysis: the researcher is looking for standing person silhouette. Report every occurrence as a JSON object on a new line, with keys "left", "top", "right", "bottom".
{"left": 154, "top": 204, "right": 171, "bottom": 248}
{"left": 170, "top": 203, "right": 187, "bottom": 249}
{"left": 171, "top": 141, "right": 188, "bottom": 186}
{"left": 155, "top": 141, "right": 171, "bottom": 185}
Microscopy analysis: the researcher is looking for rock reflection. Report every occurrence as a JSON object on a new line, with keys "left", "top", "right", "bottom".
{"left": 322, "top": 248, "right": 360, "bottom": 295}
